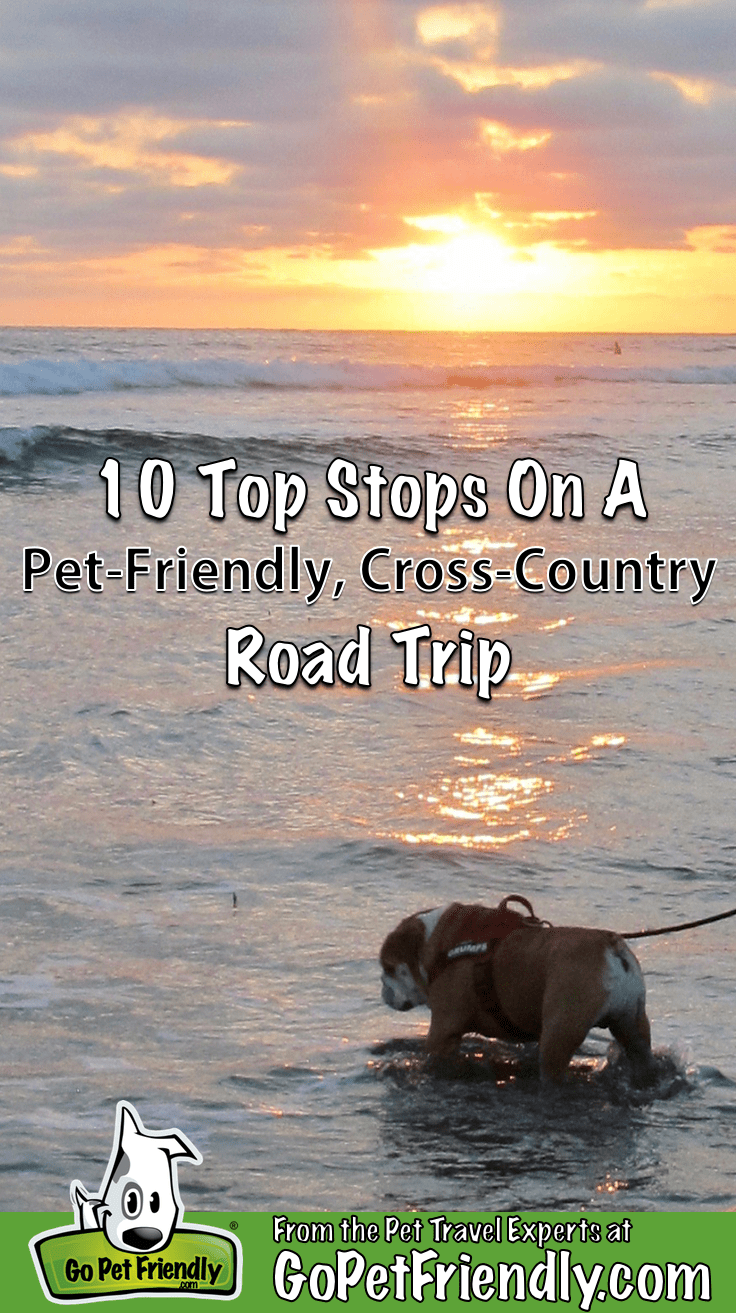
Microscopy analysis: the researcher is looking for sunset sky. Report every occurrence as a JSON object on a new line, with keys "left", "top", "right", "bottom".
{"left": 2, "top": 1, "right": 735, "bottom": 330}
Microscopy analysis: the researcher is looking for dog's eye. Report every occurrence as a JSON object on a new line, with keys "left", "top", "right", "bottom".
{"left": 149, "top": 1191, "right": 160, "bottom": 1213}
{"left": 122, "top": 1183, "right": 143, "bottom": 1219}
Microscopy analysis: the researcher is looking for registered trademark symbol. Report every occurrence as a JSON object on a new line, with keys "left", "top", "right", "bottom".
{"left": 230, "top": 1220, "right": 238, "bottom": 1230}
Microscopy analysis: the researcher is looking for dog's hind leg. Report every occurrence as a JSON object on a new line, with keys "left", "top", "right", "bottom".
{"left": 536, "top": 948, "right": 610, "bottom": 1082}
{"left": 608, "top": 1002, "right": 657, "bottom": 1087}
{"left": 600, "top": 941, "right": 657, "bottom": 1086}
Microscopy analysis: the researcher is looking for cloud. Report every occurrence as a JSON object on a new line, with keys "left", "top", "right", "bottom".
{"left": 480, "top": 120, "right": 552, "bottom": 153}
{"left": 10, "top": 113, "right": 241, "bottom": 188}
{"left": 0, "top": 0, "right": 734, "bottom": 282}
{"left": 402, "top": 2, "right": 736, "bottom": 249}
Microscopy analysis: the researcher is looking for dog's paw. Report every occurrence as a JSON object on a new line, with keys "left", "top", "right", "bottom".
{"left": 603, "top": 1044, "right": 690, "bottom": 1102}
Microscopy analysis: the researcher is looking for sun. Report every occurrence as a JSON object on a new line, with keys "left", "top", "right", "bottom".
{"left": 371, "top": 214, "right": 575, "bottom": 300}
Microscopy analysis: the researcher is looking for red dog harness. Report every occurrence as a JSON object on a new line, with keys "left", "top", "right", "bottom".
{"left": 428, "top": 895, "right": 548, "bottom": 1042}
{"left": 427, "top": 895, "right": 546, "bottom": 984}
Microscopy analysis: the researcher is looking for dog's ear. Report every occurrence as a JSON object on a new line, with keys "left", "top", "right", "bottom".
{"left": 154, "top": 1132, "right": 201, "bottom": 1165}
{"left": 119, "top": 1102, "right": 200, "bottom": 1167}
{"left": 381, "top": 915, "right": 425, "bottom": 968}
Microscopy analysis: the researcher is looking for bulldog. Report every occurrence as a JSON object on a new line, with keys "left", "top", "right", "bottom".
{"left": 380, "top": 896, "right": 656, "bottom": 1085}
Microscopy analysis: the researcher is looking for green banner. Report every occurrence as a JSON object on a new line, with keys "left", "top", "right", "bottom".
{"left": 8, "top": 1211, "right": 732, "bottom": 1308}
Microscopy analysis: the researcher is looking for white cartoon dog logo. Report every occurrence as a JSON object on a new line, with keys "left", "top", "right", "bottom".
{"left": 70, "top": 1101, "right": 202, "bottom": 1253}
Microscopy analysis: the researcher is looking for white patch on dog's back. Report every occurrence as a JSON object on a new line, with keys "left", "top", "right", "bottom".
{"left": 418, "top": 906, "right": 448, "bottom": 939}
{"left": 596, "top": 940, "right": 645, "bottom": 1023}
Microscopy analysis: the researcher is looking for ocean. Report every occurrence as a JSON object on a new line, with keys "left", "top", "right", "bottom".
{"left": 1, "top": 327, "right": 735, "bottom": 1213}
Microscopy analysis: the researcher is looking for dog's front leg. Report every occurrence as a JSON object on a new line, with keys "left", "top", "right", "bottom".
{"left": 425, "top": 1021, "right": 464, "bottom": 1058}
{"left": 424, "top": 985, "right": 469, "bottom": 1059}
{"left": 424, "top": 1020, "right": 467, "bottom": 1077}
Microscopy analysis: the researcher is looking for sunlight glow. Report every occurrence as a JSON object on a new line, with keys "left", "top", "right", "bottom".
{"left": 404, "top": 213, "right": 469, "bottom": 235}
{"left": 370, "top": 228, "right": 572, "bottom": 297}
{"left": 6, "top": 221, "right": 735, "bottom": 332}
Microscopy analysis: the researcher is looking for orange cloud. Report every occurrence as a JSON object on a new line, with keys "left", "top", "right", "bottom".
{"left": 10, "top": 113, "right": 242, "bottom": 188}
{"left": 480, "top": 119, "right": 551, "bottom": 153}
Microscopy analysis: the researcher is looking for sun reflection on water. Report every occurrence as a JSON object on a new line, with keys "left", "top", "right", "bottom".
{"left": 570, "top": 733, "right": 626, "bottom": 760}
{"left": 389, "top": 759, "right": 581, "bottom": 849}
{"left": 436, "top": 770, "right": 553, "bottom": 820}
{"left": 457, "top": 728, "right": 522, "bottom": 753}
{"left": 384, "top": 718, "right": 627, "bottom": 850}
{"left": 510, "top": 670, "right": 562, "bottom": 697}
{"left": 439, "top": 537, "right": 517, "bottom": 554}
{"left": 372, "top": 609, "right": 518, "bottom": 633}
{"left": 596, "top": 1175, "right": 629, "bottom": 1196}
{"left": 415, "top": 606, "right": 518, "bottom": 626}
{"left": 541, "top": 616, "right": 574, "bottom": 631}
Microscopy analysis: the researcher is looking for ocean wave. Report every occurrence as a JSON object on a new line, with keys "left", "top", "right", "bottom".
{"left": 0, "top": 423, "right": 177, "bottom": 464}
{"left": 2, "top": 354, "right": 736, "bottom": 398}
{"left": 0, "top": 422, "right": 338, "bottom": 467}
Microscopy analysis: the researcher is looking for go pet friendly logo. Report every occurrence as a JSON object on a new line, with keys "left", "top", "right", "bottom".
{"left": 30, "top": 1100, "right": 242, "bottom": 1302}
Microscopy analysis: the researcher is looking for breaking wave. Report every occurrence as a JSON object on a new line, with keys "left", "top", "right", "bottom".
{"left": 3, "top": 354, "right": 736, "bottom": 398}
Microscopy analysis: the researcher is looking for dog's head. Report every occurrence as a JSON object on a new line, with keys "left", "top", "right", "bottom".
{"left": 379, "top": 911, "right": 439, "bottom": 1011}
{"left": 71, "top": 1102, "right": 201, "bottom": 1253}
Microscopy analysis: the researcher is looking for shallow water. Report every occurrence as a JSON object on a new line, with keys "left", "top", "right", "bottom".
{"left": 1, "top": 329, "right": 735, "bottom": 1212}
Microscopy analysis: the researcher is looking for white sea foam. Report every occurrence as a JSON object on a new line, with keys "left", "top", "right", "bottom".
{"left": 2, "top": 353, "right": 736, "bottom": 398}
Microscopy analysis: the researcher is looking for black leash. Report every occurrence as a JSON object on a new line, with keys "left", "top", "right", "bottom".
{"left": 622, "top": 905, "right": 736, "bottom": 940}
